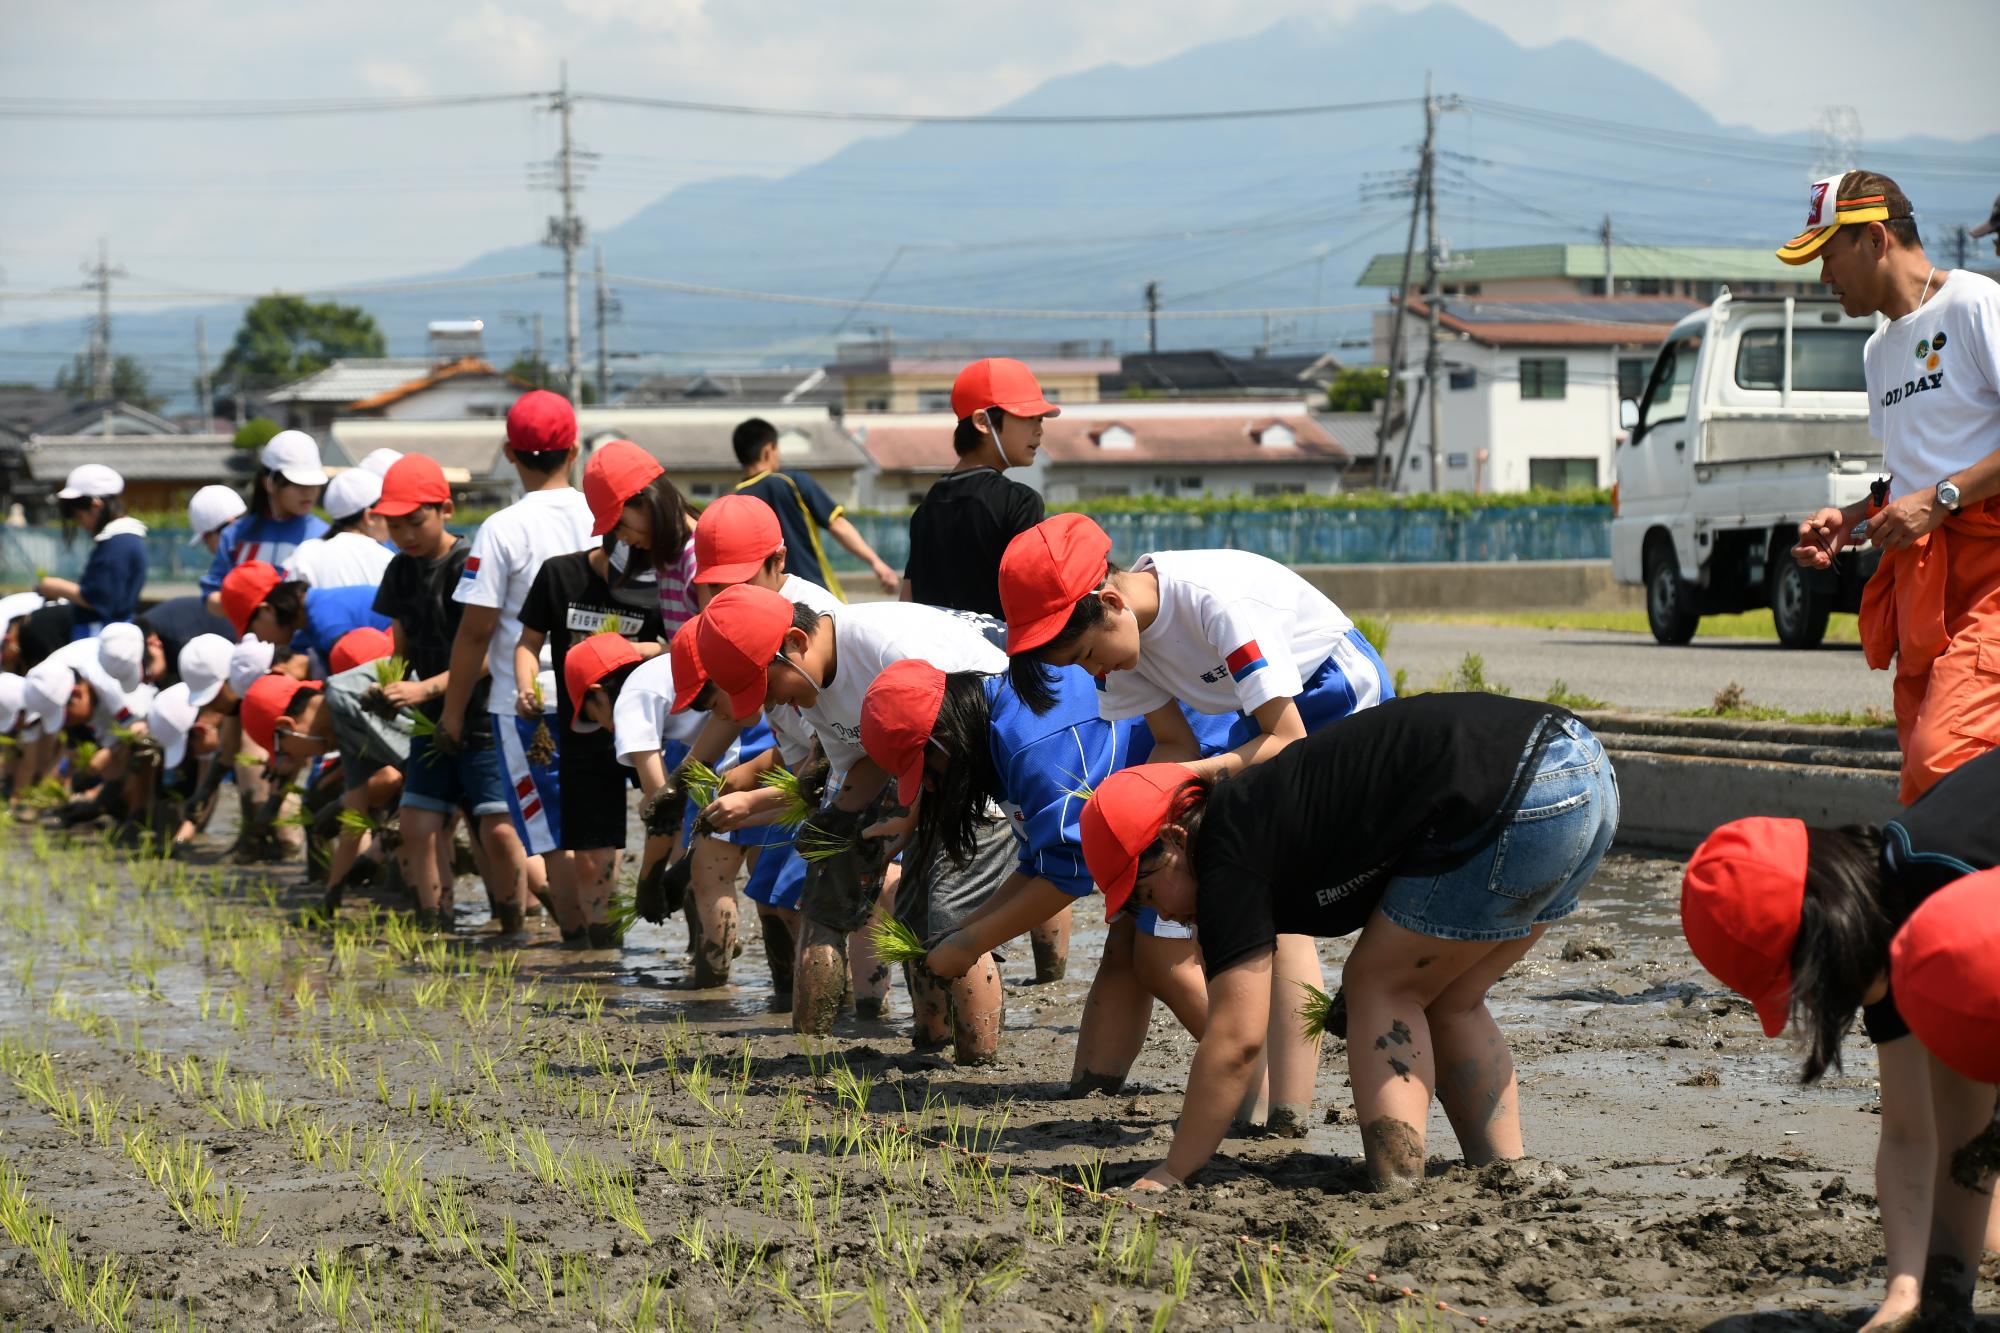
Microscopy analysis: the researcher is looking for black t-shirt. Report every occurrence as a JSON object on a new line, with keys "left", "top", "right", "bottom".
{"left": 904, "top": 468, "right": 1045, "bottom": 618}
{"left": 14, "top": 603, "right": 74, "bottom": 669}
{"left": 372, "top": 538, "right": 490, "bottom": 727}
{"left": 1861, "top": 746, "right": 2000, "bottom": 1044}
{"left": 138, "top": 595, "right": 234, "bottom": 682}
{"left": 736, "top": 470, "right": 842, "bottom": 592}
{"left": 517, "top": 550, "right": 663, "bottom": 741}
{"left": 1192, "top": 693, "right": 1570, "bottom": 978}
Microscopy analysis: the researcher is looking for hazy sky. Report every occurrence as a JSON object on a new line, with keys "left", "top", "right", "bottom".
{"left": 2, "top": 0, "right": 1995, "bottom": 317}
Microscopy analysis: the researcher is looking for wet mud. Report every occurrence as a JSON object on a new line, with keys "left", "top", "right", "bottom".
{"left": 0, "top": 826, "right": 1994, "bottom": 1330}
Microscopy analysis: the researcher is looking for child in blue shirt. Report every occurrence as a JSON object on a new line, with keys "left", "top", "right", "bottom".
{"left": 199, "top": 430, "right": 329, "bottom": 617}
{"left": 37, "top": 465, "right": 147, "bottom": 639}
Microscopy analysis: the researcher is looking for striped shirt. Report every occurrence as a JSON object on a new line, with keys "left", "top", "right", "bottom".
{"left": 657, "top": 537, "right": 700, "bottom": 639}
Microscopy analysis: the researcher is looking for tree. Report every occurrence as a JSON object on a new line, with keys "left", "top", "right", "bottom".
{"left": 218, "top": 295, "right": 386, "bottom": 387}
{"left": 232, "top": 417, "right": 282, "bottom": 451}
{"left": 52, "top": 353, "right": 163, "bottom": 411}
{"left": 1326, "top": 367, "right": 1390, "bottom": 413}
{"left": 503, "top": 356, "right": 595, "bottom": 404}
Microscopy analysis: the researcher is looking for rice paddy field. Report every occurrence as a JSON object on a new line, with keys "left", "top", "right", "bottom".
{"left": 0, "top": 814, "right": 1993, "bottom": 1331}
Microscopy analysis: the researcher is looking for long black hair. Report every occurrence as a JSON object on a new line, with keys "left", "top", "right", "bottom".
{"left": 258, "top": 580, "right": 310, "bottom": 634}
{"left": 907, "top": 672, "right": 1003, "bottom": 875}
{"left": 1134, "top": 773, "right": 1213, "bottom": 878}
{"left": 1004, "top": 559, "right": 1122, "bottom": 714}
{"left": 621, "top": 474, "right": 695, "bottom": 583}
{"left": 56, "top": 493, "right": 124, "bottom": 547}
{"left": 1789, "top": 824, "right": 1892, "bottom": 1084}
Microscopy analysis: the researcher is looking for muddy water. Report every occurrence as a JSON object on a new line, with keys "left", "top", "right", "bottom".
{"left": 0, "top": 825, "right": 1993, "bottom": 1331}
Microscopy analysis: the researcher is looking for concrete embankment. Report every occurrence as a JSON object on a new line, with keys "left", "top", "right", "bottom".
{"left": 1581, "top": 710, "right": 1900, "bottom": 851}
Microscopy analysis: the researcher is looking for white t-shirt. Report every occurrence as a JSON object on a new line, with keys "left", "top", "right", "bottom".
{"left": 1098, "top": 549, "right": 1353, "bottom": 721}
{"left": 612, "top": 653, "right": 708, "bottom": 767}
{"left": 453, "top": 488, "right": 596, "bottom": 712}
{"left": 781, "top": 573, "right": 843, "bottom": 616}
{"left": 45, "top": 636, "right": 131, "bottom": 734}
{"left": 1866, "top": 269, "right": 2000, "bottom": 497}
{"left": 797, "top": 601, "right": 1005, "bottom": 777}
{"left": 0, "top": 591, "right": 46, "bottom": 647}
{"left": 284, "top": 532, "right": 395, "bottom": 589}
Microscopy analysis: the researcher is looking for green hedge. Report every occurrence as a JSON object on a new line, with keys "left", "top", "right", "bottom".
{"left": 847, "top": 486, "right": 1612, "bottom": 520}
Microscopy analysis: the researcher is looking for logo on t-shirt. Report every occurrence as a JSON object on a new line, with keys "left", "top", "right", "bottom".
{"left": 461, "top": 555, "right": 480, "bottom": 580}
{"left": 1224, "top": 641, "right": 1267, "bottom": 682}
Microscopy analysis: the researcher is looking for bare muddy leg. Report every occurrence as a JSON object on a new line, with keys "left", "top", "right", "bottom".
{"left": 689, "top": 839, "right": 744, "bottom": 985}
{"left": 759, "top": 910, "right": 797, "bottom": 1011}
{"left": 851, "top": 866, "right": 897, "bottom": 1021}
{"left": 1030, "top": 902, "right": 1070, "bottom": 983}
{"left": 793, "top": 917, "right": 849, "bottom": 1038}
{"left": 949, "top": 951, "right": 1003, "bottom": 1066}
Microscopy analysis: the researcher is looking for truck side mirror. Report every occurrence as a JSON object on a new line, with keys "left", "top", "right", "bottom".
{"left": 1618, "top": 398, "right": 1639, "bottom": 432}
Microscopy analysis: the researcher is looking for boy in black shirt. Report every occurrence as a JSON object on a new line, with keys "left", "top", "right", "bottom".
{"left": 517, "top": 539, "right": 665, "bottom": 946}
{"left": 371, "top": 454, "right": 531, "bottom": 935}
{"left": 732, "top": 416, "right": 898, "bottom": 597}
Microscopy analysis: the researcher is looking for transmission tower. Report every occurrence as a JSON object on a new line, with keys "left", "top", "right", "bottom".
{"left": 1810, "top": 106, "right": 1862, "bottom": 179}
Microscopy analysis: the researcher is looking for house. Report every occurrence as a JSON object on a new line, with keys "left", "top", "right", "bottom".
{"left": 1356, "top": 243, "right": 1818, "bottom": 302}
{"left": 1100, "top": 350, "right": 1343, "bottom": 400}
{"left": 619, "top": 368, "right": 837, "bottom": 408}
{"left": 329, "top": 406, "right": 870, "bottom": 509}
{"left": 826, "top": 338, "right": 1116, "bottom": 414}
{"left": 1373, "top": 295, "right": 1703, "bottom": 494}
{"left": 266, "top": 357, "right": 527, "bottom": 433}
{"left": 850, "top": 400, "right": 1351, "bottom": 508}
{"left": 14, "top": 434, "right": 250, "bottom": 515}
{"left": 16, "top": 399, "right": 185, "bottom": 439}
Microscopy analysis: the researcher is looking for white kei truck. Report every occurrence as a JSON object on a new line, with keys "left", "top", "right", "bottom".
{"left": 1611, "top": 292, "right": 1884, "bottom": 648}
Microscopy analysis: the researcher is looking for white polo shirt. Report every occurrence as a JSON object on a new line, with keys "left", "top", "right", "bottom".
{"left": 796, "top": 601, "right": 1005, "bottom": 777}
{"left": 285, "top": 532, "right": 395, "bottom": 589}
{"left": 453, "top": 488, "right": 596, "bottom": 712}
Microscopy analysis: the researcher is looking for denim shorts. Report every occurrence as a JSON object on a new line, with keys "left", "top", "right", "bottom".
{"left": 1377, "top": 716, "right": 1618, "bottom": 943}
{"left": 400, "top": 729, "right": 511, "bottom": 820}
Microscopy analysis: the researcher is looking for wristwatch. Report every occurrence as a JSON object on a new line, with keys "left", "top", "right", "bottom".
{"left": 1937, "top": 478, "right": 1963, "bottom": 514}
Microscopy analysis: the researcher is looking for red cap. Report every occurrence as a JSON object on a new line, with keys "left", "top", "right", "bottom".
{"left": 506, "top": 389, "right": 577, "bottom": 455}
{"left": 860, "top": 659, "right": 947, "bottom": 805}
{"left": 220, "top": 560, "right": 284, "bottom": 636}
{"left": 242, "top": 674, "right": 321, "bottom": 755}
{"left": 375, "top": 453, "right": 451, "bottom": 516}
{"left": 583, "top": 439, "right": 665, "bottom": 538}
{"left": 693, "top": 493, "right": 785, "bottom": 586}
{"left": 1680, "top": 817, "right": 1808, "bottom": 1038}
{"left": 329, "top": 626, "right": 394, "bottom": 675}
{"left": 565, "top": 632, "right": 643, "bottom": 732}
{"left": 668, "top": 619, "right": 709, "bottom": 714}
{"left": 694, "top": 584, "right": 793, "bottom": 721}
{"left": 950, "top": 357, "right": 1062, "bottom": 421}
{"left": 1081, "top": 763, "right": 1201, "bottom": 921}
{"left": 1889, "top": 868, "right": 2000, "bottom": 1084}
{"left": 999, "top": 513, "right": 1112, "bottom": 655}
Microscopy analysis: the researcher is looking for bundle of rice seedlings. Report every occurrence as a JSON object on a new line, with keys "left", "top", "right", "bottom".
{"left": 1295, "top": 982, "right": 1339, "bottom": 1042}
{"left": 71, "top": 740, "right": 99, "bottom": 769}
{"left": 335, "top": 808, "right": 378, "bottom": 837}
{"left": 604, "top": 891, "right": 639, "bottom": 940}
{"left": 679, "top": 758, "right": 723, "bottom": 835}
{"left": 794, "top": 823, "right": 857, "bottom": 864}
{"left": 401, "top": 709, "right": 444, "bottom": 766}
{"left": 525, "top": 679, "right": 557, "bottom": 766}
{"left": 235, "top": 750, "right": 265, "bottom": 770}
{"left": 758, "top": 767, "right": 816, "bottom": 829}
{"left": 362, "top": 656, "right": 410, "bottom": 720}
{"left": 16, "top": 777, "right": 70, "bottom": 809}
{"left": 868, "top": 915, "right": 928, "bottom": 966}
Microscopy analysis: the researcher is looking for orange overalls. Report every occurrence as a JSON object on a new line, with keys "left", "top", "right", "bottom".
{"left": 1859, "top": 497, "right": 2000, "bottom": 803}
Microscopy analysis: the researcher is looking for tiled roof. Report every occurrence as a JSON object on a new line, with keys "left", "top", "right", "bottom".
{"left": 324, "top": 420, "right": 510, "bottom": 477}
{"left": 620, "top": 369, "right": 836, "bottom": 407}
{"left": 1357, "top": 243, "right": 1805, "bottom": 287}
{"left": 27, "top": 400, "right": 184, "bottom": 438}
{"left": 1315, "top": 412, "right": 1383, "bottom": 459}
{"left": 344, "top": 358, "right": 520, "bottom": 413}
{"left": 1406, "top": 296, "right": 1701, "bottom": 347}
{"left": 854, "top": 401, "right": 1346, "bottom": 472}
{"left": 20, "top": 434, "right": 251, "bottom": 485}
{"left": 265, "top": 358, "right": 434, "bottom": 404}
{"left": 1102, "top": 350, "right": 1342, "bottom": 395}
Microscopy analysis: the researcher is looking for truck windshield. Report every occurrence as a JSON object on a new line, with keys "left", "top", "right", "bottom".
{"left": 1733, "top": 328, "right": 1871, "bottom": 392}
{"left": 1637, "top": 334, "right": 1700, "bottom": 437}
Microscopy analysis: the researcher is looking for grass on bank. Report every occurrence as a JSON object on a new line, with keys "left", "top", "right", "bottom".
{"left": 1404, "top": 608, "right": 1862, "bottom": 644}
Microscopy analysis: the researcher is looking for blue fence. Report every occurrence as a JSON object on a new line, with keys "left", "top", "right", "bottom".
{"left": 0, "top": 507, "right": 1611, "bottom": 587}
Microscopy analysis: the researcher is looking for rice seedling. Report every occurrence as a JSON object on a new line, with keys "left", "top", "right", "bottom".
{"left": 795, "top": 822, "right": 859, "bottom": 864}
{"left": 603, "top": 891, "right": 639, "bottom": 940}
{"left": 335, "top": 807, "right": 378, "bottom": 837}
{"left": 525, "top": 678, "right": 558, "bottom": 765}
{"left": 867, "top": 914, "right": 928, "bottom": 967}
{"left": 678, "top": 757, "right": 722, "bottom": 811}
{"left": 1295, "top": 982, "right": 1339, "bottom": 1042}
{"left": 758, "top": 766, "right": 818, "bottom": 828}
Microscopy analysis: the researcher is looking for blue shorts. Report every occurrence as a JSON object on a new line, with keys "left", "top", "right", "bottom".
{"left": 1218, "top": 628, "right": 1394, "bottom": 749}
{"left": 1377, "top": 716, "right": 1618, "bottom": 943}
{"left": 401, "top": 729, "right": 510, "bottom": 819}
{"left": 744, "top": 841, "right": 806, "bottom": 911}
{"left": 496, "top": 713, "right": 562, "bottom": 855}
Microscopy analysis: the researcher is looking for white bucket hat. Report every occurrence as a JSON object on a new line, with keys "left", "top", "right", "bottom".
{"left": 146, "top": 682, "right": 199, "bottom": 769}
{"left": 323, "top": 468, "right": 383, "bottom": 521}
{"left": 186, "top": 484, "right": 247, "bottom": 545}
{"left": 57, "top": 464, "right": 125, "bottom": 501}
{"left": 259, "top": 430, "right": 329, "bottom": 488}
{"left": 96, "top": 622, "right": 146, "bottom": 694}
{"left": 178, "top": 633, "right": 234, "bottom": 707}
{"left": 21, "top": 660, "right": 76, "bottom": 735}
{"left": 358, "top": 448, "right": 405, "bottom": 477}
{"left": 227, "top": 634, "right": 276, "bottom": 698}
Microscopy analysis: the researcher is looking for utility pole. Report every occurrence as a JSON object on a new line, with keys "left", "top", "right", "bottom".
{"left": 532, "top": 312, "right": 546, "bottom": 388}
{"left": 82, "top": 239, "right": 124, "bottom": 401}
{"left": 1373, "top": 95, "right": 1428, "bottom": 489}
{"left": 1954, "top": 225, "right": 1970, "bottom": 270}
{"left": 1600, "top": 215, "right": 1615, "bottom": 297}
{"left": 1390, "top": 76, "right": 1440, "bottom": 492}
{"left": 593, "top": 245, "right": 613, "bottom": 404}
{"left": 543, "top": 63, "right": 586, "bottom": 406}
{"left": 194, "top": 317, "right": 211, "bottom": 426}
{"left": 1144, "top": 280, "right": 1160, "bottom": 354}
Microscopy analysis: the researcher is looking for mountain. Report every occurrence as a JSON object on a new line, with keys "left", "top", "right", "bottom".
{"left": 6, "top": 2, "right": 1997, "bottom": 407}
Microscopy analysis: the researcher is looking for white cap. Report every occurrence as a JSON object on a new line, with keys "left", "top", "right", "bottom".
{"left": 323, "top": 468, "right": 382, "bottom": 521}
{"left": 227, "top": 634, "right": 275, "bottom": 698}
{"left": 259, "top": 430, "right": 329, "bottom": 488}
{"left": 186, "top": 484, "right": 247, "bottom": 545}
{"left": 358, "top": 448, "right": 405, "bottom": 477}
{"left": 21, "top": 660, "right": 75, "bottom": 735}
{"left": 56, "top": 464, "right": 124, "bottom": 501}
{"left": 178, "top": 632, "right": 234, "bottom": 707}
{"left": 96, "top": 622, "right": 145, "bottom": 695}
{"left": 146, "top": 682, "right": 198, "bottom": 769}
{"left": 0, "top": 672, "right": 24, "bottom": 735}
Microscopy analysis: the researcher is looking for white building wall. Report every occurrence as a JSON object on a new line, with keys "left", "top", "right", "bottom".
{"left": 381, "top": 378, "right": 520, "bottom": 422}
{"left": 1044, "top": 461, "right": 1341, "bottom": 503}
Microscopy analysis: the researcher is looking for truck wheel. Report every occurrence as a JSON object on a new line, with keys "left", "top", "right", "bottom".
{"left": 1768, "top": 560, "right": 1831, "bottom": 649}
{"left": 1645, "top": 548, "right": 1700, "bottom": 645}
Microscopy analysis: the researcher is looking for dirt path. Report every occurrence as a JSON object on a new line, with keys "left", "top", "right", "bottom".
{"left": 0, "top": 823, "right": 1992, "bottom": 1331}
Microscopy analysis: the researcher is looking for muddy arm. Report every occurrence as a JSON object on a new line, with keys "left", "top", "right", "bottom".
{"left": 1148, "top": 949, "right": 1272, "bottom": 1187}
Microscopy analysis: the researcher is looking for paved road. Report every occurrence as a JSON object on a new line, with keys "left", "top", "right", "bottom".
{"left": 1382, "top": 620, "right": 1894, "bottom": 717}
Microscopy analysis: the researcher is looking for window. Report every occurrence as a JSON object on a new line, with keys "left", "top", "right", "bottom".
{"left": 1446, "top": 453, "right": 1469, "bottom": 469}
{"left": 1529, "top": 458, "right": 1597, "bottom": 491}
{"left": 1519, "top": 357, "right": 1567, "bottom": 400}
{"left": 1733, "top": 328, "right": 1871, "bottom": 392}
{"left": 1151, "top": 474, "right": 1205, "bottom": 497}
{"left": 1253, "top": 481, "right": 1306, "bottom": 497}
{"left": 863, "top": 397, "right": 889, "bottom": 412}
{"left": 916, "top": 389, "right": 951, "bottom": 412}
{"left": 690, "top": 482, "right": 717, "bottom": 499}
{"left": 1448, "top": 367, "right": 1477, "bottom": 391}
{"left": 1617, "top": 356, "right": 1652, "bottom": 404}
{"left": 1043, "top": 387, "right": 1062, "bottom": 402}
{"left": 1077, "top": 483, "right": 1131, "bottom": 500}
{"left": 1636, "top": 334, "right": 1701, "bottom": 437}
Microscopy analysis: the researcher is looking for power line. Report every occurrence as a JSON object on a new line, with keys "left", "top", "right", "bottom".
{"left": 576, "top": 91, "right": 1424, "bottom": 125}
{"left": 0, "top": 92, "right": 544, "bottom": 118}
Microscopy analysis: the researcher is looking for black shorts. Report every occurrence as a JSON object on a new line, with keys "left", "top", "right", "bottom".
{"left": 556, "top": 732, "right": 632, "bottom": 852}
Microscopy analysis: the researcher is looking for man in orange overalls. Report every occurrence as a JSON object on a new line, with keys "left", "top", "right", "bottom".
{"left": 1788, "top": 170, "right": 2000, "bottom": 803}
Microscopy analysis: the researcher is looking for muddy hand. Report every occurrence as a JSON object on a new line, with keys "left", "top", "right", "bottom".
{"left": 639, "top": 781, "right": 687, "bottom": 837}
{"left": 1130, "top": 1163, "right": 1181, "bottom": 1194}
